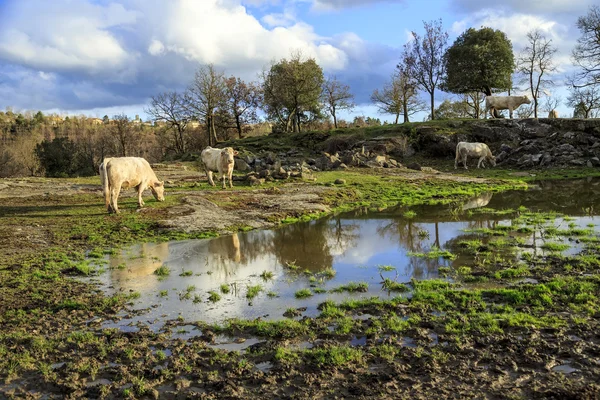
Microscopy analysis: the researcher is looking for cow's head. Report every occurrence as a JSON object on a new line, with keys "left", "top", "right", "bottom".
{"left": 151, "top": 181, "right": 165, "bottom": 202}
{"left": 220, "top": 147, "right": 239, "bottom": 166}
{"left": 488, "top": 155, "right": 497, "bottom": 167}
{"left": 523, "top": 96, "right": 532, "bottom": 104}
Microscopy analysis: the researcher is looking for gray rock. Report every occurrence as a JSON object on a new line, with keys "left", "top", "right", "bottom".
{"left": 587, "top": 160, "right": 593, "bottom": 168}
{"left": 531, "top": 153, "right": 542, "bottom": 163}
{"left": 235, "top": 158, "right": 250, "bottom": 172}
{"left": 406, "top": 162, "right": 422, "bottom": 171}
{"left": 591, "top": 157, "right": 600, "bottom": 166}
{"left": 499, "top": 144, "right": 513, "bottom": 153}
{"left": 570, "top": 159, "right": 586, "bottom": 166}
{"left": 334, "top": 179, "right": 346, "bottom": 185}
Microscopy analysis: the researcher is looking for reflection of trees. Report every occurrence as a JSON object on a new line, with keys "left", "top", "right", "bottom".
{"left": 109, "top": 242, "right": 170, "bottom": 287}
{"left": 377, "top": 219, "right": 444, "bottom": 279}
{"left": 271, "top": 217, "right": 359, "bottom": 271}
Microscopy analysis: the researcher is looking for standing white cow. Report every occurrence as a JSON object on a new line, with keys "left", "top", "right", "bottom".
{"left": 455, "top": 142, "right": 497, "bottom": 170}
{"left": 485, "top": 95, "right": 531, "bottom": 119}
{"left": 100, "top": 157, "right": 165, "bottom": 214}
{"left": 201, "top": 146, "right": 239, "bottom": 189}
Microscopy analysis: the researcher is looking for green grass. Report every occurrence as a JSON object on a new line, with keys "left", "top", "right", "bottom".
{"left": 208, "top": 291, "right": 221, "bottom": 302}
{"left": 331, "top": 282, "right": 368, "bottom": 293}
{"left": 295, "top": 288, "right": 313, "bottom": 299}
{"left": 220, "top": 284, "right": 231, "bottom": 294}
{"left": 260, "top": 270, "right": 274, "bottom": 280}
{"left": 541, "top": 242, "right": 570, "bottom": 252}
{"left": 246, "top": 285, "right": 263, "bottom": 300}
{"left": 153, "top": 265, "right": 171, "bottom": 277}
{"left": 179, "top": 269, "right": 193, "bottom": 277}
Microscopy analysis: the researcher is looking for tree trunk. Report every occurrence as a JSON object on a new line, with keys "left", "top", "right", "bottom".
{"left": 333, "top": 113, "right": 337, "bottom": 129}
{"left": 211, "top": 115, "right": 218, "bottom": 145}
{"left": 430, "top": 91, "right": 435, "bottom": 120}
{"left": 395, "top": 113, "right": 399, "bottom": 124}
{"left": 235, "top": 115, "right": 243, "bottom": 139}
{"left": 296, "top": 112, "right": 301, "bottom": 133}
{"left": 403, "top": 99, "right": 409, "bottom": 123}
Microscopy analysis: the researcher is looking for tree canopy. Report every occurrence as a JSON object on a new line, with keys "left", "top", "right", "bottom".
{"left": 262, "top": 52, "right": 324, "bottom": 133}
{"left": 443, "top": 27, "right": 515, "bottom": 96}
{"left": 572, "top": 5, "right": 600, "bottom": 87}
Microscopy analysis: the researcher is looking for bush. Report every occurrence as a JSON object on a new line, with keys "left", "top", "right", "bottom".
{"left": 35, "top": 137, "right": 95, "bottom": 177}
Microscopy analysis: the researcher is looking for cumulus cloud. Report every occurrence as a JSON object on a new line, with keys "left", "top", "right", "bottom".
{"left": 450, "top": 0, "right": 596, "bottom": 16}
{"left": 451, "top": 10, "right": 575, "bottom": 73}
{"left": 311, "top": 0, "right": 406, "bottom": 12}
{"left": 0, "top": 0, "right": 366, "bottom": 113}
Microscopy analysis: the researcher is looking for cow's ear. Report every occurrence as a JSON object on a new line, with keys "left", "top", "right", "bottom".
{"left": 155, "top": 181, "right": 164, "bottom": 187}
{"left": 234, "top": 151, "right": 239, "bottom": 155}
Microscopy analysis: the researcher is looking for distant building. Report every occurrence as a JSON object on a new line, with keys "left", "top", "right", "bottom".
{"left": 89, "top": 118, "right": 103, "bottom": 125}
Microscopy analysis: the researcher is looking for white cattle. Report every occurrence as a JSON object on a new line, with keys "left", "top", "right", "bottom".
{"left": 100, "top": 157, "right": 165, "bottom": 214}
{"left": 548, "top": 110, "right": 559, "bottom": 118}
{"left": 485, "top": 95, "right": 531, "bottom": 119}
{"left": 455, "top": 142, "right": 496, "bottom": 170}
{"left": 201, "top": 146, "right": 239, "bottom": 189}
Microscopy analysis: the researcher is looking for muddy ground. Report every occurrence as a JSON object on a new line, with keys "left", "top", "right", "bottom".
{"left": 1, "top": 166, "right": 599, "bottom": 399}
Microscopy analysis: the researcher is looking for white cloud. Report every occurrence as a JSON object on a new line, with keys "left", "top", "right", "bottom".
{"left": 450, "top": 0, "right": 595, "bottom": 16}
{"left": 148, "top": 40, "right": 165, "bottom": 56}
{"left": 451, "top": 11, "right": 574, "bottom": 71}
{"left": 311, "top": 0, "right": 405, "bottom": 12}
{"left": 0, "top": 0, "right": 138, "bottom": 80}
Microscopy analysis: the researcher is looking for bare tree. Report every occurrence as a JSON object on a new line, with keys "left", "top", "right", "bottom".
{"left": 371, "top": 67, "right": 426, "bottom": 124}
{"left": 572, "top": 5, "right": 600, "bottom": 87}
{"left": 111, "top": 114, "right": 133, "bottom": 157}
{"left": 145, "top": 91, "right": 189, "bottom": 154}
{"left": 541, "top": 95, "right": 563, "bottom": 114}
{"left": 404, "top": 19, "right": 449, "bottom": 120}
{"left": 186, "top": 64, "right": 227, "bottom": 146}
{"left": 567, "top": 84, "right": 600, "bottom": 118}
{"left": 322, "top": 76, "right": 355, "bottom": 128}
{"left": 463, "top": 92, "right": 485, "bottom": 119}
{"left": 224, "top": 77, "right": 262, "bottom": 138}
{"left": 517, "top": 30, "right": 557, "bottom": 118}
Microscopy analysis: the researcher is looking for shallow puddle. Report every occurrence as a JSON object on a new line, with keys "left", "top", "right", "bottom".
{"left": 87, "top": 179, "right": 600, "bottom": 330}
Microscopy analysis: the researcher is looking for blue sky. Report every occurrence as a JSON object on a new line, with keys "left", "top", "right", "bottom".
{"left": 0, "top": 0, "right": 596, "bottom": 121}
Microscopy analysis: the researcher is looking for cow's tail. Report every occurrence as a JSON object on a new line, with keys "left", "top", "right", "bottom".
{"left": 101, "top": 158, "right": 111, "bottom": 211}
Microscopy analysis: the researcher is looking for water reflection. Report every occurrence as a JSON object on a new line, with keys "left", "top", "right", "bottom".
{"left": 89, "top": 179, "right": 600, "bottom": 328}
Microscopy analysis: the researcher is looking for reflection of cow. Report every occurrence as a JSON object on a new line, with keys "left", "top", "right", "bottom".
{"left": 208, "top": 233, "right": 242, "bottom": 264}
{"left": 109, "top": 242, "right": 170, "bottom": 288}
{"left": 461, "top": 192, "right": 493, "bottom": 211}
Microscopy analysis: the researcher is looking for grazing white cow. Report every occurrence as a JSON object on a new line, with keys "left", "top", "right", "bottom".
{"left": 455, "top": 142, "right": 496, "bottom": 170}
{"left": 548, "top": 110, "right": 559, "bottom": 118}
{"left": 485, "top": 95, "right": 531, "bottom": 119}
{"left": 201, "top": 146, "right": 239, "bottom": 189}
{"left": 100, "top": 157, "right": 165, "bottom": 214}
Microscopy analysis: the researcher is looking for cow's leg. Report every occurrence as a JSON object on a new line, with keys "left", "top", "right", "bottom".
{"left": 489, "top": 107, "right": 495, "bottom": 119}
{"left": 221, "top": 171, "right": 226, "bottom": 189}
{"left": 229, "top": 169, "right": 234, "bottom": 188}
{"left": 477, "top": 156, "right": 485, "bottom": 168}
{"left": 462, "top": 155, "right": 468, "bottom": 169}
{"left": 136, "top": 184, "right": 145, "bottom": 208}
{"left": 454, "top": 152, "right": 459, "bottom": 169}
{"left": 509, "top": 107, "right": 513, "bottom": 119}
{"left": 206, "top": 169, "right": 215, "bottom": 186}
{"left": 110, "top": 182, "right": 122, "bottom": 214}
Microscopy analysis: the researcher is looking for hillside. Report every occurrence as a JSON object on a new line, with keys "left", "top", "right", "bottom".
{"left": 221, "top": 118, "right": 600, "bottom": 173}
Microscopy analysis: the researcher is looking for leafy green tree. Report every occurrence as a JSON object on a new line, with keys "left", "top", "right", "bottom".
{"left": 432, "top": 99, "right": 472, "bottom": 120}
{"left": 572, "top": 5, "right": 600, "bottom": 87}
{"left": 403, "top": 19, "right": 448, "bottom": 120}
{"left": 35, "top": 137, "right": 92, "bottom": 177}
{"left": 443, "top": 27, "right": 515, "bottom": 107}
{"left": 262, "top": 51, "right": 324, "bottom": 132}
{"left": 224, "top": 77, "right": 262, "bottom": 138}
